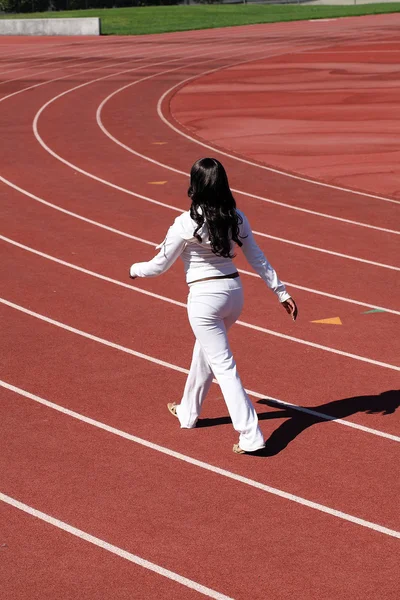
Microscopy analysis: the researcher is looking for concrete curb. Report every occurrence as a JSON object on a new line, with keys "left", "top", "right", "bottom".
{"left": 0, "top": 17, "right": 101, "bottom": 36}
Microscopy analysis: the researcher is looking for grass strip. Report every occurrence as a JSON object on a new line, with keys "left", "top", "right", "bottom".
{"left": 0, "top": 4, "right": 400, "bottom": 35}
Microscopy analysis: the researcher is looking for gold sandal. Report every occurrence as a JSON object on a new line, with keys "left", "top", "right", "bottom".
{"left": 233, "top": 443, "right": 265, "bottom": 454}
{"left": 232, "top": 443, "right": 246, "bottom": 454}
{"left": 167, "top": 403, "right": 179, "bottom": 418}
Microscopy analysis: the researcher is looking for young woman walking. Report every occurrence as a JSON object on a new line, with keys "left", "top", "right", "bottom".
{"left": 130, "top": 158, "right": 297, "bottom": 454}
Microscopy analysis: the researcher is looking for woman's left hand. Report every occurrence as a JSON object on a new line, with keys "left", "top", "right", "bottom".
{"left": 282, "top": 297, "right": 298, "bottom": 321}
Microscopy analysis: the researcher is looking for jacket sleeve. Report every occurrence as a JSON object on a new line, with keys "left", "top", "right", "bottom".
{"left": 238, "top": 211, "right": 291, "bottom": 303}
{"left": 130, "top": 219, "right": 187, "bottom": 278}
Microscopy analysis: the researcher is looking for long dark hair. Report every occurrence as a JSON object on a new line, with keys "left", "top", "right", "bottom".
{"left": 188, "top": 158, "right": 243, "bottom": 258}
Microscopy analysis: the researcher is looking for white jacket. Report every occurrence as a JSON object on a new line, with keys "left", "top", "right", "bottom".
{"left": 130, "top": 209, "right": 290, "bottom": 303}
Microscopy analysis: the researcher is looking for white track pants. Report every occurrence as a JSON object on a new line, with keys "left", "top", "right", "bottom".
{"left": 175, "top": 277, "right": 265, "bottom": 452}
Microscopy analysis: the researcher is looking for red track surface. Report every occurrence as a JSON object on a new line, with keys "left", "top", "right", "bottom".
{"left": 170, "top": 44, "right": 400, "bottom": 198}
{"left": 0, "top": 15, "right": 399, "bottom": 600}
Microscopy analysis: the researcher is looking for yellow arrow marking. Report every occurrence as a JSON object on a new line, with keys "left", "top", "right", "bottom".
{"left": 148, "top": 181, "right": 168, "bottom": 185}
{"left": 311, "top": 317, "right": 342, "bottom": 325}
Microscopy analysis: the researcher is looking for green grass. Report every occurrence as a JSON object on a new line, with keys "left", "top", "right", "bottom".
{"left": 1, "top": 4, "right": 400, "bottom": 35}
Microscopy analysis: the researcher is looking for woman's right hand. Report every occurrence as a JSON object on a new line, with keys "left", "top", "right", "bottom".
{"left": 282, "top": 298, "right": 298, "bottom": 321}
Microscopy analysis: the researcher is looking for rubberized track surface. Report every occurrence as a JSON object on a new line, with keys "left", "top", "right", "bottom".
{"left": 0, "top": 14, "right": 399, "bottom": 599}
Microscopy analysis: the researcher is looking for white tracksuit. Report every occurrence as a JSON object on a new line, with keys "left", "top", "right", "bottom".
{"left": 130, "top": 209, "right": 290, "bottom": 451}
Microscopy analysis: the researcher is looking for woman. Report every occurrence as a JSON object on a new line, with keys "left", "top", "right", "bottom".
{"left": 130, "top": 158, "right": 297, "bottom": 454}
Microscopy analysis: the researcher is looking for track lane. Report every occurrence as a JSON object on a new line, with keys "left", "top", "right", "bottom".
{"left": 101, "top": 85, "right": 400, "bottom": 235}
{"left": 33, "top": 44, "right": 400, "bottom": 239}
{"left": 1, "top": 246, "right": 400, "bottom": 447}
{"left": 0, "top": 37, "right": 177, "bottom": 93}
{"left": 1, "top": 190, "right": 400, "bottom": 371}
{"left": 0, "top": 497, "right": 214, "bottom": 600}
{"left": 0, "top": 31, "right": 226, "bottom": 101}
{"left": 1, "top": 320, "right": 399, "bottom": 533}
{"left": 29, "top": 66, "right": 400, "bottom": 272}
{"left": 1, "top": 135, "right": 398, "bottom": 310}
{"left": 113, "top": 52, "right": 400, "bottom": 225}
{"left": 2, "top": 80, "right": 399, "bottom": 313}
{"left": 1, "top": 165, "right": 398, "bottom": 316}
{"left": 1, "top": 25, "right": 398, "bottom": 244}
{"left": 0, "top": 39, "right": 82, "bottom": 67}
{"left": 166, "top": 40, "right": 400, "bottom": 201}
{"left": 0, "top": 29, "right": 396, "bottom": 312}
{"left": 1, "top": 389, "right": 398, "bottom": 599}
{"left": 0, "top": 41, "right": 118, "bottom": 79}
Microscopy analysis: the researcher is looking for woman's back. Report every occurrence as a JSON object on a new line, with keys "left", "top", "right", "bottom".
{"left": 176, "top": 211, "right": 236, "bottom": 283}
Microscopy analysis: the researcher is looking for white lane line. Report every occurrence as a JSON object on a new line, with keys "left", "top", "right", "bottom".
{"left": 37, "top": 84, "right": 400, "bottom": 273}
{"left": 3, "top": 232, "right": 400, "bottom": 374}
{"left": 1, "top": 381, "right": 400, "bottom": 538}
{"left": 0, "top": 235, "right": 185, "bottom": 308}
{"left": 1, "top": 242, "right": 400, "bottom": 371}
{"left": 0, "top": 37, "right": 288, "bottom": 223}
{"left": 0, "top": 32, "right": 219, "bottom": 108}
{"left": 0, "top": 41, "right": 134, "bottom": 80}
{"left": 21, "top": 35, "right": 397, "bottom": 270}
{"left": 32, "top": 65, "right": 400, "bottom": 272}
{"left": 1, "top": 182, "right": 400, "bottom": 315}
{"left": 250, "top": 230, "right": 400, "bottom": 271}
{"left": 98, "top": 68, "right": 400, "bottom": 232}
{"left": 156, "top": 65, "right": 400, "bottom": 207}
{"left": 0, "top": 48, "right": 103, "bottom": 80}
{"left": 0, "top": 38, "right": 169, "bottom": 89}
{"left": 0, "top": 41, "right": 87, "bottom": 73}
{"left": 4, "top": 38, "right": 397, "bottom": 279}
{"left": 0, "top": 35, "right": 400, "bottom": 370}
{"left": 0, "top": 491, "right": 234, "bottom": 600}
{"left": 28, "top": 43, "right": 266, "bottom": 215}
{"left": 1, "top": 295, "right": 400, "bottom": 441}
{"left": 0, "top": 38, "right": 102, "bottom": 62}
{"left": 0, "top": 183, "right": 163, "bottom": 242}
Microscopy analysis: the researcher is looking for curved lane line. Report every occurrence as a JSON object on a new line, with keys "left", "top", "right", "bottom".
{"left": 0, "top": 30, "right": 235, "bottom": 104}
{"left": 0, "top": 38, "right": 101, "bottom": 62}
{"left": 0, "top": 50, "right": 99, "bottom": 80}
{"left": 98, "top": 69, "right": 400, "bottom": 231}
{"left": 0, "top": 41, "right": 83, "bottom": 74}
{"left": 0, "top": 39, "right": 126, "bottom": 79}
{"left": 0, "top": 39, "right": 189, "bottom": 107}
{"left": 32, "top": 56, "right": 400, "bottom": 271}
{"left": 0, "top": 39, "right": 168, "bottom": 88}
{"left": 156, "top": 61, "right": 400, "bottom": 207}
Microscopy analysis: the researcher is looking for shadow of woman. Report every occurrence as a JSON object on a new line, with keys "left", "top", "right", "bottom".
{"left": 196, "top": 389, "right": 399, "bottom": 456}
{"left": 258, "top": 389, "right": 399, "bottom": 457}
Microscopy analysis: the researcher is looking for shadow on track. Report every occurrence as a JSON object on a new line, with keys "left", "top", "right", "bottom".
{"left": 196, "top": 389, "right": 400, "bottom": 456}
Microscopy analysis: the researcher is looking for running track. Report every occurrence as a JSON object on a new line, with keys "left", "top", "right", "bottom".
{"left": 0, "top": 14, "right": 399, "bottom": 599}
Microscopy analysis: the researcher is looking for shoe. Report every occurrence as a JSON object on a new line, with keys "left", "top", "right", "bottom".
{"left": 232, "top": 443, "right": 246, "bottom": 454}
{"left": 167, "top": 403, "right": 179, "bottom": 419}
